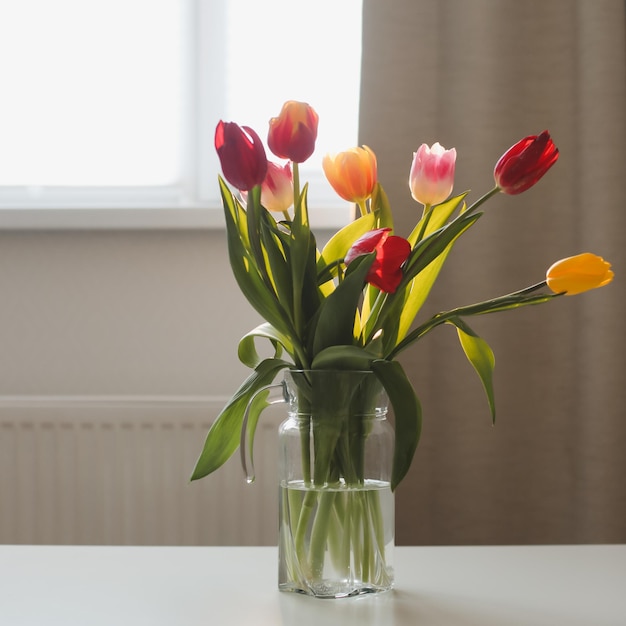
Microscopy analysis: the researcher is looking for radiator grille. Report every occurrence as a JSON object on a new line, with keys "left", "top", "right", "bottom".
{"left": 0, "top": 397, "right": 280, "bottom": 546}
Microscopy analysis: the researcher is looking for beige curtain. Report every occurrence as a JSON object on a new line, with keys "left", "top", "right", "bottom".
{"left": 359, "top": 0, "right": 626, "bottom": 544}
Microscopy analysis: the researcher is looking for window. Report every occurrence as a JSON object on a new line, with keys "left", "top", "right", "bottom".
{"left": 0, "top": 0, "right": 363, "bottom": 229}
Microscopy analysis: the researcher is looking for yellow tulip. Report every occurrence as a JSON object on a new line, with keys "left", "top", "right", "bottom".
{"left": 546, "top": 253, "right": 614, "bottom": 295}
{"left": 322, "top": 146, "right": 377, "bottom": 204}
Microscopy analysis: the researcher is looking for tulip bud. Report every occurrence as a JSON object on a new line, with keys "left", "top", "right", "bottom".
{"left": 267, "top": 101, "right": 319, "bottom": 163}
{"left": 215, "top": 121, "right": 268, "bottom": 191}
{"left": 494, "top": 131, "right": 559, "bottom": 195}
{"left": 546, "top": 253, "right": 614, "bottom": 295}
{"left": 260, "top": 162, "right": 294, "bottom": 213}
{"left": 345, "top": 228, "right": 411, "bottom": 294}
{"left": 322, "top": 146, "right": 377, "bottom": 203}
{"left": 409, "top": 142, "right": 457, "bottom": 206}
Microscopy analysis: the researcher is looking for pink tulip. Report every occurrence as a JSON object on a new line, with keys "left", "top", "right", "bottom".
{"left": 261, "top": 162, "right": 293, "bottom": 212}
{"left": 409, "top": 142, "right": 456, "bottom": 206}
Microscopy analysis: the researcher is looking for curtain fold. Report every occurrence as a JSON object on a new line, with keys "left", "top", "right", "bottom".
{"left": 359, "top": 0, "right": 626, "bottom": 544}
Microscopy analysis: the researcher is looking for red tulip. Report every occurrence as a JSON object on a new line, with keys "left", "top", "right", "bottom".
{"left": 267, "top": 101, "right": 319, "bottom": 163}
{"left": 345, "top": 228, "right": 411, "bottom": 293}
{"left": 215, "top": 121, "right": 268, "bottom": 191}
{"left": 494, "top": 131, "right": 559, "bottom": 195}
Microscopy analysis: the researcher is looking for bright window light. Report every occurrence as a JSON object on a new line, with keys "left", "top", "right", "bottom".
{"left": 0, "top": 0, "right": 363, "bottom": 227}
{"left": 0, "top": 0, "right": 184, "bottom": 187}
{"left": 224, "top": 0, "right": 363, "bottom": 180}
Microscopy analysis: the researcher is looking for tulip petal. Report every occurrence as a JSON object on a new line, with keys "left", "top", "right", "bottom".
{"left": 546, "top": 253, "right": 614, "bottom": 295}
{"left": 494, "top": 131, "right": 559, "bottom": 195}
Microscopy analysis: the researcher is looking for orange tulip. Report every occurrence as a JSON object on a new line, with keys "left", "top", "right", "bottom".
{"left": 322, "top": 146, "right": 378, "bottom": 203}
{"left": 546, "top": 253, "right": 614, "bottom": 295}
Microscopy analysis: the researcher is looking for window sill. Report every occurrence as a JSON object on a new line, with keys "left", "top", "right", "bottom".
{"left": 0, "top": 205, "right": 353, "bottom": 231}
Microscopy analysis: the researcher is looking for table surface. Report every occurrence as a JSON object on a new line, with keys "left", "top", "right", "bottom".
{"left": 1, "top": 544, "right": 624, "bottom": 625}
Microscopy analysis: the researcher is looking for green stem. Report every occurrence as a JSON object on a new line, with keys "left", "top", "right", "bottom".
{"left": 360, "top": 494, "right": 370, "bottom": 582}
{"left": 464, "top": 186, "right": 501, "bottom": 216}
{"left": 308, "top": 490, "right": 336, "bottom": 579}
{"left": 295, "top": 490, "right": 317, "bottom": 568}
{"left": 414, "top": 203, "right": 433, "bottom": 243}
{"left": 292, "top": 162, "right": 301, "bottom": 208}
{"left": 388, "top": 281, "right": 557, "bottom": 359}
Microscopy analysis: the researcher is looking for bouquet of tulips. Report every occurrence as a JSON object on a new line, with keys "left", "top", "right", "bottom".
{"left": 191, "top": 100, "right": 613, "bottom": 491}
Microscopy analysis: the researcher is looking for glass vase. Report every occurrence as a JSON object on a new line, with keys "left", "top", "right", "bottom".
{"left": 274, "top": 370, "right": 395, "bottom": 598}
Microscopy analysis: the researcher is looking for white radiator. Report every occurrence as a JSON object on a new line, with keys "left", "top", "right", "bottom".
{"left": 0, "top": 396, "right": 281, "bottom": 546}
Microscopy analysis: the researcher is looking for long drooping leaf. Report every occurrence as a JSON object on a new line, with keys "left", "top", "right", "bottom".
{"left": 190, "top": 357, "right": 290, "bottom": 481}
{"left": 237, "top": 322, "right": 294, "bottom": 369}
{"left": 238, "top": 322, "right": 294, "bottom": 368}
{"left": 449, "top": 317, "right": 496, "bottom": 423}
{"left": 371, "top": 359, "right": 422, "bottom": 491}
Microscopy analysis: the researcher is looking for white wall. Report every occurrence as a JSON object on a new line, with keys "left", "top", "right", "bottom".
{"left": 0, "top": 228, "right": 283, "bottom": 545}
{"left": 0, "top": 229, "right": 257, "bottom": 398}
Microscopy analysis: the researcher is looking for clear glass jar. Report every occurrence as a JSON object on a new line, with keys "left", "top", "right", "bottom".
{"left": 276, "top": 370, "right": 395, "bottom": 598}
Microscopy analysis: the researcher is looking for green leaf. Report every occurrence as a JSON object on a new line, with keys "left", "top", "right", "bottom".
{"left": 289, "top": 185, "right": 320, "bottom": 340}
{"left": 259, "top": 211, "right": 294, "bottom": 323}
{"left": 318, "top": 211, "right": 377, "bottom": 275}
{"left": 370, "top": 182, "right": 394, "bottom": 228}
{"left": 396, "top": 194, "right": 468, "bottom": 342}
{"left": 237, "top": 322, "right": 293, "bottom": 368}
{"left": 406, "top": 193, "right": 467, "bottom": 247}
{"left": 311, "top": 253, "right": 375, "bottom": 356}
{"left": 190, "top": 358, "right": 290, "bottom": 481}
{"left": 379, "top": 211, "right": 482, "bottom": 356}
{"left": 371, "top": 359, "right": 422, "bottom": 491}
{"left": 310, "top": 344, "right": 380, "bottom": 370}
{"left": 450, "top": 318, "right": 496, "bottom": 423}
{"left": 220, "top": 178, "right": 295, "bottom": 340}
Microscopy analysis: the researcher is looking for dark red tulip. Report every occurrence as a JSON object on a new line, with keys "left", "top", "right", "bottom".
{"left": 494, "top": 131, "right": 559, "bottom": 195}
{"left": 215, "top": 121, "right": 268, "bottom": 191}
{"left": 267, "top": 101, "right": 319, "bottom": 163}
{"left": 345, "top": 228, "right": 411, "bottom": 293}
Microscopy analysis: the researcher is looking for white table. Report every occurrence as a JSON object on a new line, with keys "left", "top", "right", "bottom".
{"left": 1, "top": 545, "right": 624, "bottom": 625}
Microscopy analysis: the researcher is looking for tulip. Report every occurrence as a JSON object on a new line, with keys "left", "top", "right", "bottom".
{"left": 240, "top": 161, "right": 294, "bottom": 213}
{"left": 267, "top": 101, "right": 319, "bottom": 163}
{"left": 494, "top": 131, "right": 559, "bottom": 195}
{"left": 345, "top": 228, "right": 411, "bottom": 293}
{"left": 215, "top": 121, "right": 268, "bottom": 191}
{"left": 261, "top": 161, "right": 293, "bottom": 212}
{"left": 409, "top": 142, "right": 456, "bottom": 206}
{"left": 546, "top": 253, "right": 614, "bottom": 295}
{"left": 322, "top": 146, "right": 377, "bottom": 204}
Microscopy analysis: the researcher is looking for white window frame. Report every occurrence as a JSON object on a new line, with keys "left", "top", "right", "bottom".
{"left": 0, "top": 0, "right": 354, "bottom": 231}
